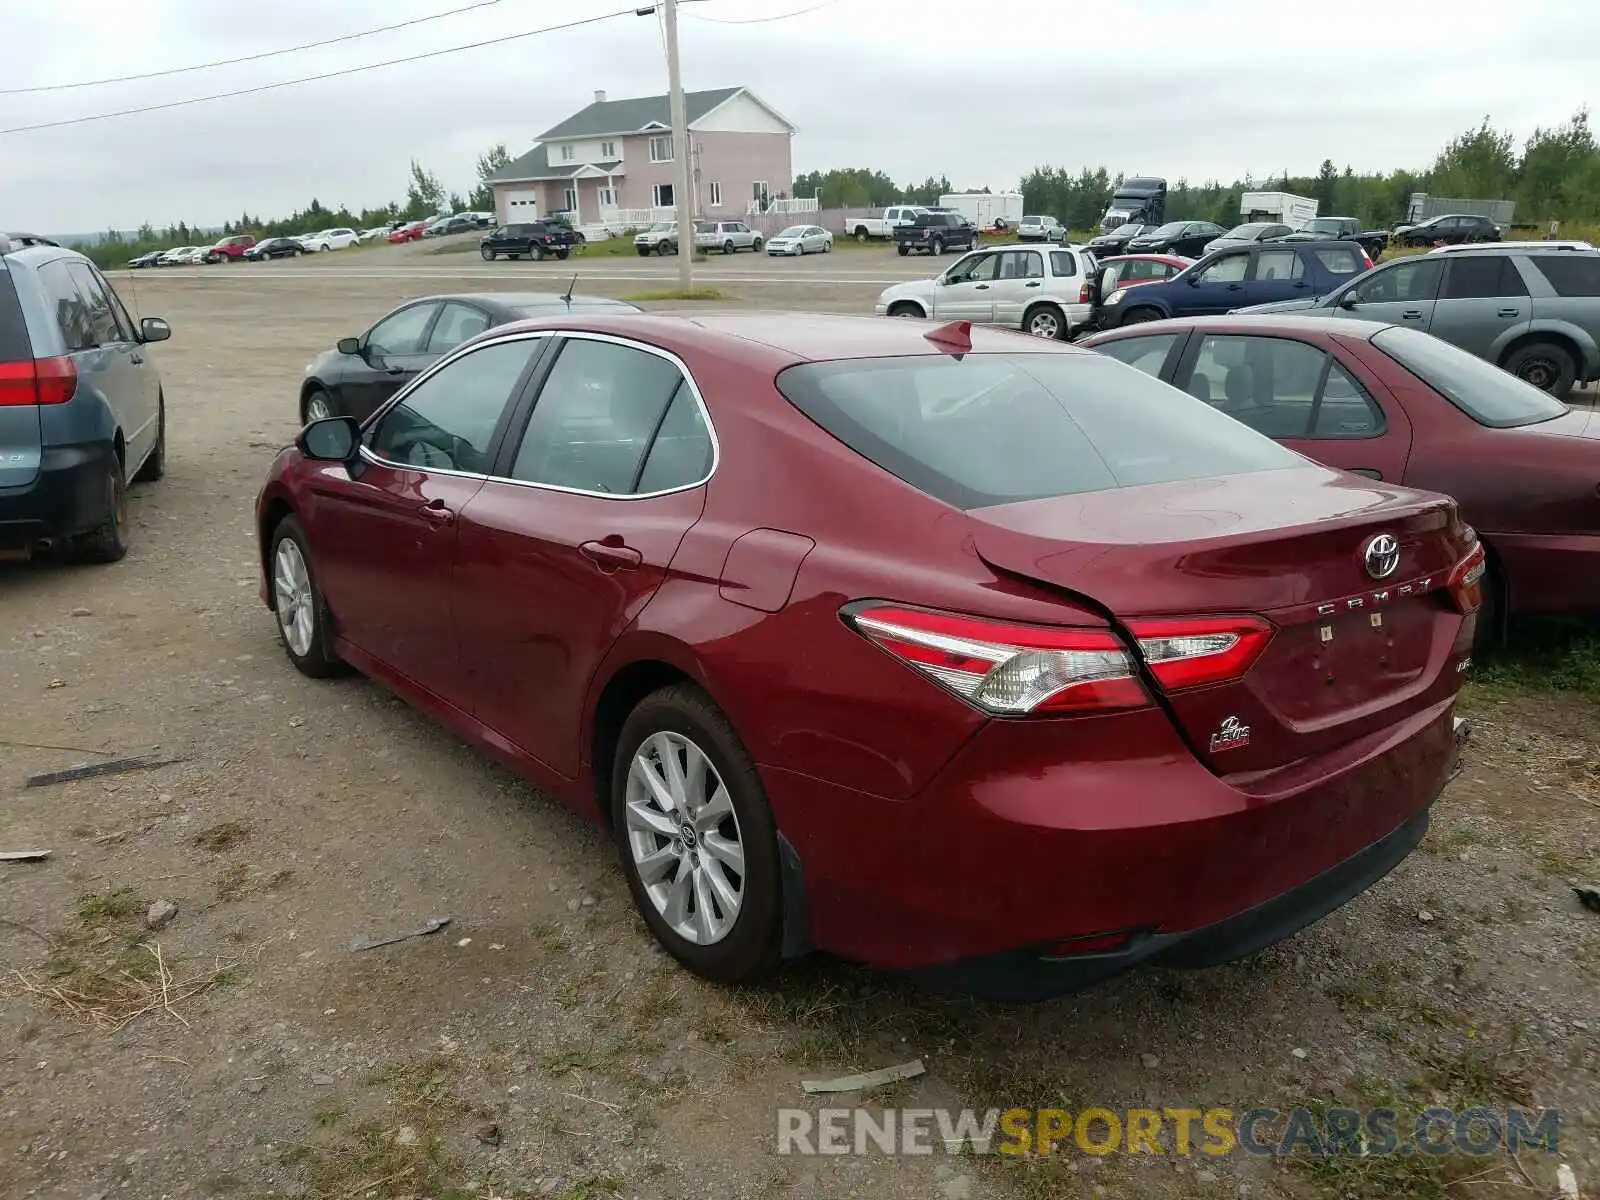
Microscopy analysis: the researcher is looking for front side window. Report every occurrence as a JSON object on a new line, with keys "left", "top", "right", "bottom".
{"left": 365, "top": 303, "right": 438, "bottom": 357}
{"left": 1349, "top": 258, "right": 1442, "bottom": 304}
{"left": 66, "top": 262, "right": 129, "bottom": 345}
{"left": 368, "top": 338, "right": 544, "bottom": 472}
{"left": 945, "top": 252, "right": 999, "bottom": 284}
{"left": 776, "top": 353, "right": 1302, "bottom": 510}
{"left": 509, "top": 338, "right": 706, "bottom": 495}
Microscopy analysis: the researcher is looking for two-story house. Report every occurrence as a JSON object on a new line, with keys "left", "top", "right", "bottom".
{"left": 487, "top": 87, "right": 795, "bottom": 228}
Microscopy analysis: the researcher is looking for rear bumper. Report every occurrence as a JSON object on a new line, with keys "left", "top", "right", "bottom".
{"left": 0, "top": 442, "right": 115, "bottom": 550}
{"left": 764, "top": 695, "right": 1465, "bottom": 995}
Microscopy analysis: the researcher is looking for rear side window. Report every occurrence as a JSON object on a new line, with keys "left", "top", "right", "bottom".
{"left": 1312, "top": 246, "right": 1363, "bottom": 275}
{"left": 0, "top": 269, "right": 31, "bottom": 361}
{"left": 1372, "top": 325, "right": 1565, "bottom": 428}
{"left": 1441, "top": 256, "right": 1526, "bottom": 299}
{"left": 36, "top": 260, "right": 95, "bottom": 352}
{"left": 1096, "top": 333, "right": 1179, "bottom": 377}
{"left": 1529, "top": 254, "right": 1600, "bottom": 297}
{"left": 1049, "top": 250, "right": 1078, "bottom": 276}
{"left": 776, "top": 353, "right": 1303, "bottom": 510}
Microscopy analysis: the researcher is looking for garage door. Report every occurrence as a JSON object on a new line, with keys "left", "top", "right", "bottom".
{"left": 500, "top": 188, "right": 540, "bottom": 224}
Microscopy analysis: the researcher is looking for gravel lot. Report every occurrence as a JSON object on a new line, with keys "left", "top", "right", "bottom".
{"left": 1, "top": 240, "right": 1596, "bottom": 1200}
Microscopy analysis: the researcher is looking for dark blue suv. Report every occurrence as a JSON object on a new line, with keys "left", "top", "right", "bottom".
{"left": 0, "top": 233, "right": 171, "bottom": 563}
{"left": 1096, "top": 240, "right": 1370, "bottom": 329}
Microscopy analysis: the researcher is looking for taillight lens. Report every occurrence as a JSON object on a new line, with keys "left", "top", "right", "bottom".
{"left": 1126, "top": 616, "right": 1275, "bottom": 691}
{"left": 1445, "top": 542, "right": 1487, "bottom": 614}
{"left": 845, "top": 604, "right": 1149, "bottom": 715}
{"left": 1078, "top": 282, "right": 1092, "bottom": 304}
{"left": 0, "top": 357, "right": 77, "bottom": 406}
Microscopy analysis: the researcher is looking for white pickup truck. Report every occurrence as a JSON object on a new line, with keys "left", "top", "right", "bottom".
{"left": 844, "top": 205, "right": 928, "bottom": 243}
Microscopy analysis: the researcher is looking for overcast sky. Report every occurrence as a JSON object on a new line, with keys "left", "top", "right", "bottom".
{"left": 3, "top": 0, "right": 1596, "bottom": 233}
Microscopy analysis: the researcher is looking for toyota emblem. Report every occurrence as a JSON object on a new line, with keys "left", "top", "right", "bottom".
{"left": 1363, "top": 533, "right": 1400, "bottom": 580}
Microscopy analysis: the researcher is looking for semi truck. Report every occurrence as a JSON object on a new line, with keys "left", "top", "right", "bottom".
{"left": 1098, "top": 177, "right": 1167, "bottom": 232}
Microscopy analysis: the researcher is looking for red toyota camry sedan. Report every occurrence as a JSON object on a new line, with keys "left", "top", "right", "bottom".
{"left": 255, "top": 312, "right": 1480, "bottom": 1000}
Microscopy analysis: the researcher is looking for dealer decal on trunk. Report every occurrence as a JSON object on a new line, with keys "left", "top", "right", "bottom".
{"left": 1209, "top": 715, "right": 1251, "bottom": 753}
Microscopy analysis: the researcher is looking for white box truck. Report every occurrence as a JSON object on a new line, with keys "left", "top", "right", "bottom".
{"left": 1240, "top": 191, "right": 1319, "bottom": 230}
{"left": 938, "top": 192, "right": 1024, "bottom": 232}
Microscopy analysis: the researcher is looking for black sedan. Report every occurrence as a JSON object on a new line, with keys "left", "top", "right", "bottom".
{"left": 246, "top": 237, "right": 306, "bottom": 261}
{"left": 127, "top": 251, "right": 165, "bottom": 269}
{"left": 297, "top": 292, "right": 643, "bottom": 424}
{"left": 1084, "top": 224, "right": 1148, "bottom": 257}
{"left": 1125, "top": 220, "right": 1228, "bottom": 258}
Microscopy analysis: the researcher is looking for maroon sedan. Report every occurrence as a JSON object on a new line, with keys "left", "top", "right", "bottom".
{"left": 256, "top": 313, "right": 1481, "bottom": 1000}
{"left": 1083, "top": 314, "right": 1600, "bottom": 632}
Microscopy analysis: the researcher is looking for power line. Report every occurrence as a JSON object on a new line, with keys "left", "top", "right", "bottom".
{"left": 0, "top": 0, "right": 510, "bottom": 95}
{"left": 684, "top": 0, "right": 843, "bottom": 23}
{"left": 0, "top": 9, "right": 640, "bottom": 135}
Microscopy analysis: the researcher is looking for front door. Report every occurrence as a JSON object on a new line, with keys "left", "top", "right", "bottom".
{"left": 931, "top": 251, "right": 999, "bottom": 322}
{"left": 339, "top": 301, "right": 443, "bottom": 422}
{"left": 309, "top": 336, "right": 547, "bottom": 712}
{"left": 1335, "top": 255, "right": 1443, "bottom": 331}
{"left": 1431, "top": 255, "right": 1533, "bottom": 359}
{"left": 452, "top": 334, "right": 714, "bottom": 777}
{"left": 1181, "top": 251, "right": 1251, "bottom": 314}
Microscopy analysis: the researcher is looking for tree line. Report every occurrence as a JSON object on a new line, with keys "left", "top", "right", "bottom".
{"left": 75, "top": 110, "right": 1600, "bottom": 267}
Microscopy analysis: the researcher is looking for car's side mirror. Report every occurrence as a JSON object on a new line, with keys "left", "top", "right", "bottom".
{"left": 296, "top": 416, "right": 361, "bottom": 464}
{"left": 336, "top": 336, "right": 361, "bottom": 355}
{"left": 139, "top": 317, "right": 171, "bottom": 343}
{"left": 1339, "top": 293, "right": 1359, "bottom": 310}
{"left": 1187, "top": 275, "right": 1201, "bottom": 286}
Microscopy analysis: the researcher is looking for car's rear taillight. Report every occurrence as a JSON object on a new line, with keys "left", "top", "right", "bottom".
{"left": 844, "top": 604, "right": 1150, "bottom": 715}
{"left": 1078, "top": 282, "right": 1092, "bottom": 304}
{"left": 1444, "top": 542, "right": 1487, "bottom": 614}
{"left": 1125, "top": 616, "right": 1275, "bottom": 691}
{"left": 1360, "top": 250, "right": 1374, "bottom": 269}
{"left": 0, "top": 357, "right": 76, "bottom": 406}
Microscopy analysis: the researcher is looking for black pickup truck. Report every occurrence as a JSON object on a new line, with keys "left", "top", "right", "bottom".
{"left": 1267, "top": 216, "right": 1388, "bottom": 262}
{"left": 894, "top": 211, "right": 979, "bottom": 256}
{"left": 479, "top": 220, "right": 578, "bottom": 262}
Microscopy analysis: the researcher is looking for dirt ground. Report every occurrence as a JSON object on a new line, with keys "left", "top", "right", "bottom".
{"left": 2, "top": 245, "right": 1596, "bottom": 1200}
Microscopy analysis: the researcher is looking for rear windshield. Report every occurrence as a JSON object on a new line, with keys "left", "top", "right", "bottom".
{"left": 0, "top": 268, "right": 29, "bottom": 361}
{"left": 1371, "top": 325, "right": 1567, "bottom": 428}
{"left": 1529, "top": 253, "right": 1600, "bottom": 297}
{"left": 776, "top": 353, "right": 1304, "bottom": 510}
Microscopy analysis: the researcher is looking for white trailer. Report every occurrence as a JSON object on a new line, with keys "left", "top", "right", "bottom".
{"left": 1240, "top": 191, "right": 1319, "bottom": 230}
{"left": 938, "top": 192, "right": 1024, "bottom": 232}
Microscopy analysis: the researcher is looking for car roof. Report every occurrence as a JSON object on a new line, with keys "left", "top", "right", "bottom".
{"left": 1427, "top": 241, "right": 1596, "bottom": 254}
{"left": 1087, "top": 313, "right": 1394, "bottom": 341}
{"left": 488, "top": 310, "right": 1091, "bottom": 366}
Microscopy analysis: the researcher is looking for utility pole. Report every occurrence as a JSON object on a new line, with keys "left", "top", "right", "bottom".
{"left": 662, "top": 0, "right": 694, "bottom": 293}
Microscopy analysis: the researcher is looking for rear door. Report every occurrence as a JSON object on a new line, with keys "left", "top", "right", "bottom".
{"left": 452, "top": 334, "right": 713, "bottom": 776}
{"left": 1430, "top": 255, "right": 1531, "bottom": 358}
{"left": 0, "top": 265, "right": 42, "bottom": 488}
{"left": 989, "top": 248, "right": 1049, "bottom": 325}
{"left": 1525, "top": 253, "right": 1600, "bottom": 351}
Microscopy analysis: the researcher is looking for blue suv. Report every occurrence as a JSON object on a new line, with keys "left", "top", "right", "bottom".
{"left": 1096, "top": 240, "right": 1370, "bottom": 329}
{"left": 0, "top": 233, "right": 171, "bottom": 563}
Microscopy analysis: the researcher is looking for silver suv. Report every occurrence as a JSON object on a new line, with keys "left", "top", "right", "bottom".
{"left": 1239, "top": 243, "right": 1600, "bottom": 396}
{"left": 875, "top": 243, "right": 1099, "bottom": 340}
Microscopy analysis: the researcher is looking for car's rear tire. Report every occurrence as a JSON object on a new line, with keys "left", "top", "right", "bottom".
{"left": 610, "top": 684, "right": 783, "bottom": 985}
{"left": 1121, "top": 307, "right": 1162, "bottom": 325}
{"left": 268, "top": 515, "right": 348, "bottom": 679}
{"left": 722, "top": 240, "right": 735, "bottom": 255}
{"left": 1024, "top": 303, "right": 1066, "bottom": 340}
{"left": 855, "top": 227, "right": 868, "bottom": 242}
{"left": 887, "top": 301, "right": 925, "bottom": 318}
{"left": 555, "top": 249, "right": 570, "bottom": 260}
{"left": 72, "top": 455, "right": 129, "bottom": 565}
{"left": 932, "top": 238, "right": 945, "bottom": 255}
{"left": 1503, "top": 341, "right": 1577, "bottom": 397}
{"left": 897, "top": 245, "right": 909, "bottom": 256}
{"left": 132, "top": 397, "right": 165, "bottom": 483}
{"left": 531, "top": 245, "right": 545, "bottom": 262}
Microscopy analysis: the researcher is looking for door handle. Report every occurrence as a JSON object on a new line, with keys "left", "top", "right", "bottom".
{"left": 580, "top": 539, "right": 642, "bottom": 572}
{"left": 974, "top": 284, "right": 989, "bottom": 290}
{"left": 1349, "top": 468, "right": 1383, "bottom": 480}
{"left": 1293, "top": 281, "right": 1309, "bottom": 289}
{"left": 130, "top": 354, "right": 145, "bottom": 365}
{"left": 1496, "top": 307, "right": 1520, "bottom": 318}
{"left": 418, "top": 499, "right": 455, "bottom": 526}
{"left": 1025, "top": 281, "right": 1041, "bottom": 287}
{"left": 387, "top": 365, "right": 408, "bottom": 376}
{"left": 1401, "top": 310, "right": 1424, "bottom": 320}
{"left": 1226, "top": 283, "right": 1243, "bottom": 290}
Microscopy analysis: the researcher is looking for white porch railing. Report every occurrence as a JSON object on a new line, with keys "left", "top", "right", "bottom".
{"left": 601, "top": 207, "right": 672, "bottom": 231}
{"left": 751, "top": 197, "right": 819, "bottom": 216}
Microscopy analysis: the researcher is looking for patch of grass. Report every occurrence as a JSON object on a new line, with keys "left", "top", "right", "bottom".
{"left": 76, "top": 887, "right": 141, "bottom": 926}
{"left": 312, "top": 1102, "right": 345, "bottom": 1129}
{"left": 556, "top": 1176, "right": 625, "bottom": 1200}
{"left": 1472, "top": 619, "right": 1600, "bottom": 697}
{"left": 215, "top": 863, "right": 250, "bottom": 902}
{"left": 192, "top": 821, "right": 251, "bottom": 853}
{"left": 1327, "top": 959, "right": 1404, "bottom": 1013}
{"left": 621, "top": 287, "right": 730, "bottom": 302}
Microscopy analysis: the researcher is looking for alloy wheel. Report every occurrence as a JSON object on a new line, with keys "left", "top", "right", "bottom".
{"left": 305, "top": 393, "right": 333, "bottom": 422}
{"left": 623, "top": 731, "right": 745, "bottom": 946}
{"left": 273, "top": 539, "right": 316, "bottom": 658}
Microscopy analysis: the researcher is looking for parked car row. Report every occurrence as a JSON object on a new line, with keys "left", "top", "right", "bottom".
{"left": 126, "top": 227, "right": 364, "bottom": 268}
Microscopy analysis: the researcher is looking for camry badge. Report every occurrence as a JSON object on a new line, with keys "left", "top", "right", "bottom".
{"left": 1364, "top": 533, "right": 1400, "bottom": 580}
{"left": 1209, "top": 715, "right": 1251, "bottom": 753}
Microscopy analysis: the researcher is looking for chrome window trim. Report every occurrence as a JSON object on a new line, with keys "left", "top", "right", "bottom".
{"left": 361, "top": 328, "right": 720, "bottom": 501}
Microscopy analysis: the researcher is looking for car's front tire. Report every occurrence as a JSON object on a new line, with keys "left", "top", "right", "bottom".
{"left": 751, "top": 238, "right": 763, "bottom": 252}
{"left": 481, "top": 246, "right": 496, "bottom": 261}
{"left": 268, "top": 515, "right": 347, "bottom": 678}
{"left": 610, "top": 684, "right": 783, "bottom": 985}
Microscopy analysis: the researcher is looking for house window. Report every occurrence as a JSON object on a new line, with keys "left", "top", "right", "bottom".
{"left": 649, "top": 135, "right": 674, "bottom": 163}
{"left": 708, "top": 181, "right": 722, "bottom": 207}
{"left": 564, "top": 188, "right": 578, "bottom": 213}
{"left": 599, "top": 187, "right": 616, "bottom": 208}
{"left": 652, "top": 183, "right": 675, "bottom": 209}
{"left": 559, "top": 144, "right": 574, "bottom": 162}
{"left": 601, "top": 140, "right": 617, "bottom": 159}
{"left": 752, "top": 180, "right": 769, "bottom": 209}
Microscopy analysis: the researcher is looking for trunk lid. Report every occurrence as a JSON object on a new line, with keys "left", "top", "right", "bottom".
{"left": 0, "top": 266, "right": 41, "bottom": 489}
{"left": 967, "top": 465, "right": 1473, "bottom": 774}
